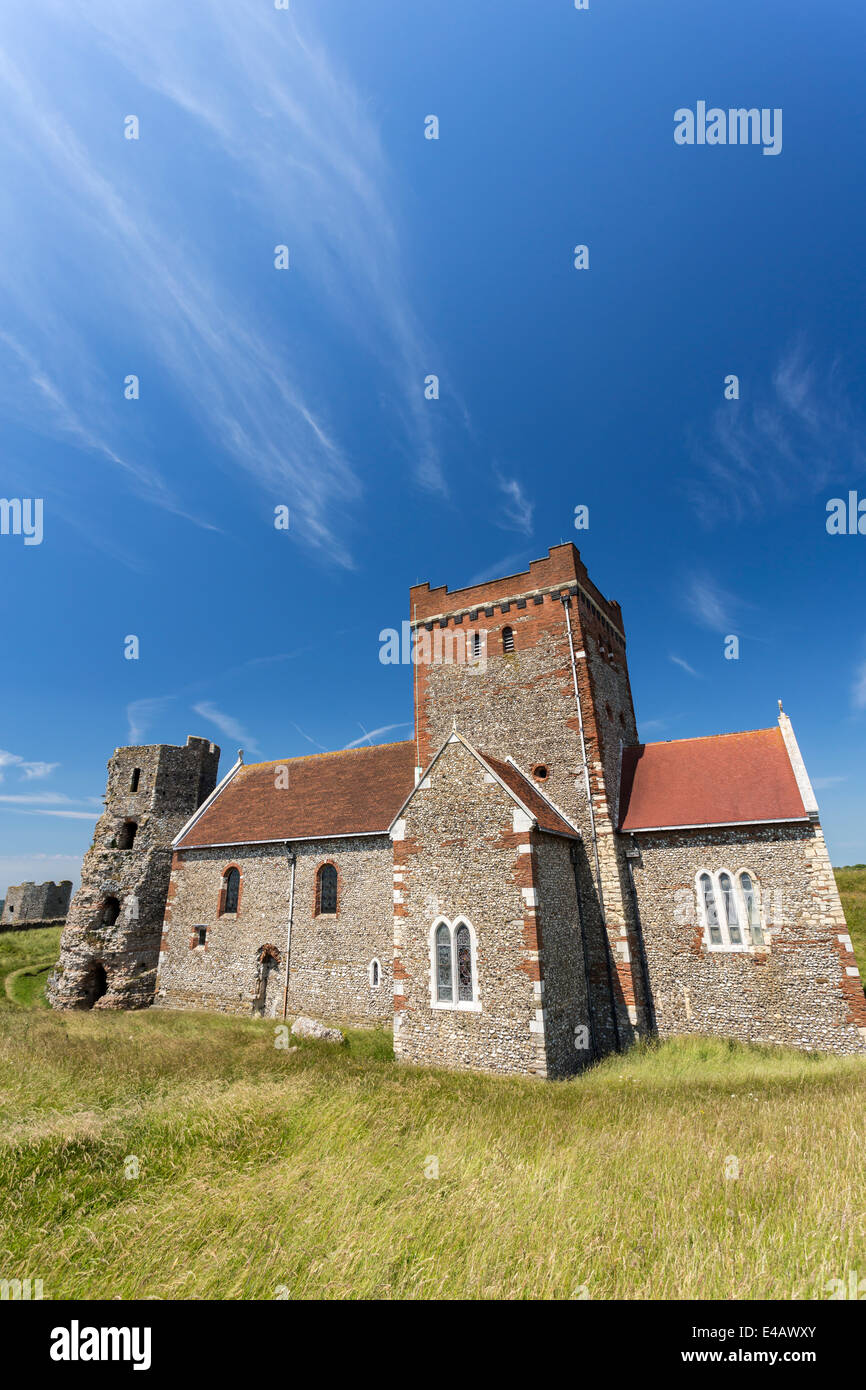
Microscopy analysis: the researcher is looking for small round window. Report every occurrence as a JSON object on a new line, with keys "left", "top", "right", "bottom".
{"left": 532, "top": 764, "right": 549, "bottom": 781}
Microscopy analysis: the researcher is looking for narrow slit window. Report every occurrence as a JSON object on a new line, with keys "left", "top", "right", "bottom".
{"left": 502, "top": 626, "right": 514, "bottom": 654}
{"left": 130, "top": 768, "right": 140, "bottom": 792}
{"left": 317, "top": 863, "right": 338, "bottom": 915}
{"left": 223, "top": 867, "right": 240, "bottom": 915}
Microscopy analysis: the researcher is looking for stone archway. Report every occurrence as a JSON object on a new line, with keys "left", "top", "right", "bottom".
{"left": 79, "top": 962, "right": 108, "bottom": 1009}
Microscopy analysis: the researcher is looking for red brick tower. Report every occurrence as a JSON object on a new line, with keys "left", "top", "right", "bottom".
{"left": 409, "top": 543, "right": 649, "bottom": 1049}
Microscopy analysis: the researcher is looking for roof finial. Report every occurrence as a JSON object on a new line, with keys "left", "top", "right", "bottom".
{"left": 777, "top": 699, "right": 784, "bottom": 715}
{"left": 238, "top": 748, "right": 244, "bottom": 764}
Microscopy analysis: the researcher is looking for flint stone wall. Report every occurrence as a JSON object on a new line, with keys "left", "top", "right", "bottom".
{"left": 154, "top": 836, "right": 393, "bottom": 1024}
{"left": 393, "top": 737, "right": 575, "bottom": 1078}
{"left": 630, "top": 822, "right": 866, "bottom": 1054}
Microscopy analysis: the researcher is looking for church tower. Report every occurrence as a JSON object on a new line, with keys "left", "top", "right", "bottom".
{"left": 409, "top": 543, "right": 649, "bottom": 1048}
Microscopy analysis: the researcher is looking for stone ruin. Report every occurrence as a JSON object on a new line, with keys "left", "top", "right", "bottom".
{"left": 0, "top": 880, "right": 73, "bottom": 931}
{"left": 48, "top": 736, "right": 220, "bottom": 1010}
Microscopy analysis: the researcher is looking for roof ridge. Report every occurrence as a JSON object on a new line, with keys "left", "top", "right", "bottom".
{"left": 635, "top": 726, "right": 778, "bottom": 750}
{"left": 242, "top": 739, "right": 414, "bottom": 769}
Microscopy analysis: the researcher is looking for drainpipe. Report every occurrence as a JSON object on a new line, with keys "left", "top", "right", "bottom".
{"left": 281, "top": 843, "right": 296, "bottom": 1020}
{"left": 561, "top": 594, "right": 621, "bottom": 1052}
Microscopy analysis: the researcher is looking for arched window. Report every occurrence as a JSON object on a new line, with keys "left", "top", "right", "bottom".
{"left": 101, "top": 896, "right": 121, "bottom": 926}
{"left": 117, "top": 820, "right": 137, "bottom": 850}
{"left": 368, "top": 958, "right": 381, "bottom": 988}
{"left": 696, "top": 870, "right": 764, "bottom": 949}
{"left": 223, "top": 867, "right": 240, "bottom": 915}
{"left": 718, "top": 872, "right": 742, "bottom": 945}
{"left": 502, "top": 626, "right": 514, "bottom": 654}
{"left": 471, "top": 631, "right": 483, "bottom": 660}
{"left": 455, "top": 923, "right": 473, "bottom": 1002}
{"left": 699, "top": 872, "right": 722, "bottom": 946}
{"left": 435, "top": 922, "right": 453, "bottom": 1003}
{"left": 316, "top": 863, "right": 338, "bottom": 915}
{"left": 739, "top": 872, "right": 764, "bottom": 946}
{"left": 196, "top": 926, "right": 207, "bottom": 948}
{"left": 431, "top": 918, "right": 478, "bottom": 1009}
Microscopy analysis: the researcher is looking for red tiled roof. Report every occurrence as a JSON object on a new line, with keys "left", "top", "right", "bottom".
{"left": 177, "top": 741, "right": 417, "bottom": 847}
{"left": 618, "top": 727, "right": 808, "bottom": 831}
{"left": 482, "top": 754, "right": 579, "bottom": 838}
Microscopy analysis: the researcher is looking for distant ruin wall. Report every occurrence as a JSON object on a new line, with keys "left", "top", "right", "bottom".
{"left": 0, "top": 880, "right": 73, "bottom": 931}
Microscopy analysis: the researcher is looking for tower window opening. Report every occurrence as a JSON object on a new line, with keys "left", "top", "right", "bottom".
{"left": 502, "top": 626, "right": 515, "bottom": 653}
{"left": 101, "top": 896, "right": 121, "bottom": 926}
{"left": 129, "top": 768, "right": 140, "bottom": 792}
{"left": 117, "top": 821, "right": 138, "bottom": 850}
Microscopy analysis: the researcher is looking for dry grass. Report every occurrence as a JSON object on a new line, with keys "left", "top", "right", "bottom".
{"left": 0, "top": 881, "right": 863, "bottom": 1301}
{"left": 0, "top": 1004, "right": 863, "bottom": 1300}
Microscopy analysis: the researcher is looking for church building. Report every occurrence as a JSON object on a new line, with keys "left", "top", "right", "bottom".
{"left": 50, "top": 544, "right": 866, "bottom": 1074}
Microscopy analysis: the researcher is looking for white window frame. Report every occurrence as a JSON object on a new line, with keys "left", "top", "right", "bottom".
{"left": 368, "top": 957, "right": 382, "bottom": 988}
{"left": 429, "top": 915, "right": 482, "bottom": 1012}
{"left": 695, "top": 868, "right": 768, "bottom": 952}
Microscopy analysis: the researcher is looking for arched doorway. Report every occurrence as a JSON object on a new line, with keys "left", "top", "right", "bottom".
{"left": 252, "top": 945, "right": 282, "bottom": 1018}
{"left": 80, "top": 962, "right": 108, "bottom": 1009}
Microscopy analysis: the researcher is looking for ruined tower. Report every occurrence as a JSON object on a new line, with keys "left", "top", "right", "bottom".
{"left": 48, "top": 736, "right": 220, "bottom": 1010}
{"left": 410, "top": 542, "right": 648, "bottom": 1050}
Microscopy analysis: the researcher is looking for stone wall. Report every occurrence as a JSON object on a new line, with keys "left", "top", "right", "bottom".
{"left": 393, "top": 736, "right": 584, "bottom": 1078}
{"left": 0, "top": 879, "right": 72, "bottom": 930}
{"left": 48, "top": 736, "right": 220, "bottom": 1010}
{"left": 155, "top": 836, "right": 394, "bottom": 1024}
{"left": 629, "top": 822, "right": 866, "bottom": 1054}
{"left": 533, "top": 834, "right": 592, "bottom": 1075}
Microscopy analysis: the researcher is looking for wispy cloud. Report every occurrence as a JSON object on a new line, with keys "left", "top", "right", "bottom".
{"left": 291, "top": 722, "right": 329, "bottom": 753}
{"left": 853, "top": 660, "right": 866, "bottom": 711}
{"left": 343, "top": 722, "right": 412, "bottom": 749}
{"left": 682, "top": 575, "right": 740, "bottom": 633}
{"left": 467, "top": 549, "right": 535, "bottom": 587}
{"left": 812, "top": 775, "right": 847, "bottom": 790}
{"left": 126, "top": 698, "right": 179, "bottom": 745}
{"left": 0, "top": 1, "right": 451, "bottom": 559}
{"left": 669, "top": 654, "right": 702, "bottom": 678}
{"left": 192, "top": 701, "right": 261, "bottom": 756}
{"left": 494, "top": 473, "right": 534, "bottom": 536}
{"left": 0, "top": 749, "right": 59, "bottom": 782}
{"left": 688, "top": 340, "right": 866, "bottom": 523}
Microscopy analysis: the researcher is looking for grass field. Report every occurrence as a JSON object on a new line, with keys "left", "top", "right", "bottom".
{"left": 0, "top": 885, "right": 863, "bottom": 1301}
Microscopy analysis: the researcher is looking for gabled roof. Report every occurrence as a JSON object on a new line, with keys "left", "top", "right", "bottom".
{"left": 389, "top": 731, "right": 580, "bottom": 839}
{"left": 618, "top": 726, "right": 810, "bottom": 832}
{"left": 484, "top": 755, "right": 578, "bottom": 838}
{"left": 175, "top": 741, "right": 416, "bottom": 848}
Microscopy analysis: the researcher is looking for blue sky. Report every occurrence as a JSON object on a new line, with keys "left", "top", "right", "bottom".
{"left": 1, "top": 0, "right": 865, "bottom": 895}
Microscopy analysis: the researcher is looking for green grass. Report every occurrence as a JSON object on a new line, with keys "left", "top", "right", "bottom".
{"left": 0, "top": 926, "right": 60, "bottom": 1012}
{"left": 0, "top": 899, "right": 863, "bottom": 1300}
{"left": 836, "top": 866, "right": 866, "bottom": 975}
